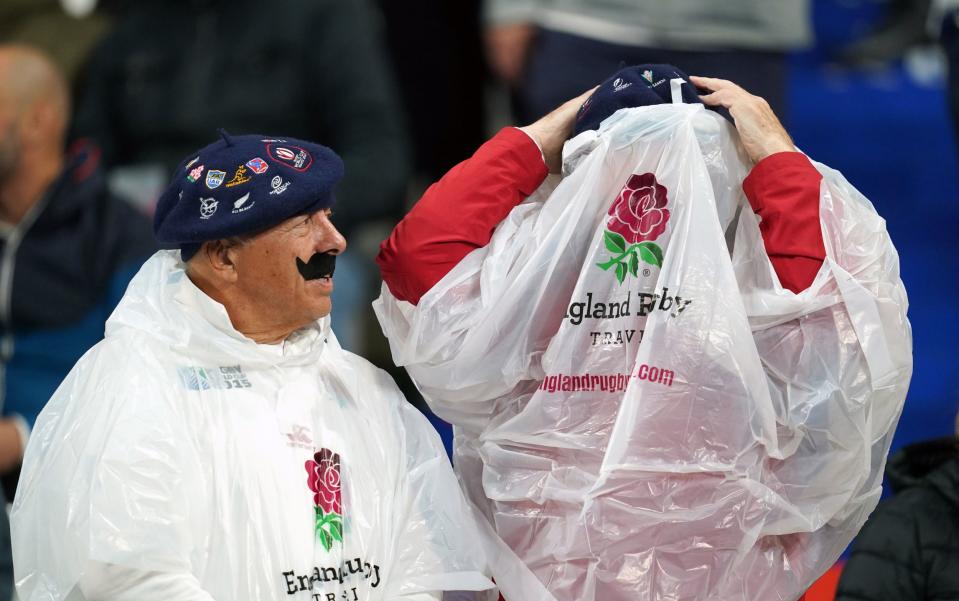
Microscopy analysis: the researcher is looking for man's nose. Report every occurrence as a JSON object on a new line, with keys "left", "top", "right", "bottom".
{"left": 314, "top": 213, "right": 347, "bottom": 254}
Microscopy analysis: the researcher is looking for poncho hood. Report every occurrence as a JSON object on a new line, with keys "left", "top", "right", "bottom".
{"left": 106, "top": 250, "right": 331, "bottom": 369}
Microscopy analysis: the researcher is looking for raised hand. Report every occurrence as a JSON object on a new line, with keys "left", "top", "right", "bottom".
{"left": 690, "top": 75, "right": 795, "bottom": 164}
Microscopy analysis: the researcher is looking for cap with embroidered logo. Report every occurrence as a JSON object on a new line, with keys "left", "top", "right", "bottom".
{"left": 154, "top": 131, "right": 344, "bottom": 260}
{"left": 573, "top": 64, "right": 732, "bottom": 137}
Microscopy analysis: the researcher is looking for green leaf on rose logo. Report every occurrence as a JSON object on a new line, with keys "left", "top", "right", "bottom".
{"left": 329, "top": 520, "right": 343, "bottom": 542}
{"left": 596, "top": 231, "right": 665, "bottom": 284}
{"left": 314, "top": 506, "right": 344, "bottom": 552}
{"left": 603, "top": 230, "right": 627, "bottom": 254}
{"left": 637, "top": 241, "right": 663, "bottom": 268}
{"left": 615, "top": 262, "right": 627, "bottom": 283}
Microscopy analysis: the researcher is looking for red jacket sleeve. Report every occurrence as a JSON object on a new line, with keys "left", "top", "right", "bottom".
{"left": 377, "top": 127, "right": 547, "bottom": 304}
{"left": 378, "top": 134, "right": 826, "bottom": 304}
{"left": 742, "top": 152, "right": 826, "bottom": 293}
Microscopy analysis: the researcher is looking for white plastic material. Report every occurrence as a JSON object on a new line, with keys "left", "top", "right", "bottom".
{"left": 12, "top": 251, "right": 493, "bottom": 601}
{"left": 374, "top": 104, "right": 912, "bottom": 601}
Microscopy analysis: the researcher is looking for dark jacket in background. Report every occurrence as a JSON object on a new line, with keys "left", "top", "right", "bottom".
{"left": 1, "top": 141, "right": 155, "bottom": 433}
{"left": 72, "top": 0, "right": 409, "bottom": 236}
{"left": 835, "top": 437, "right": 959, "bottom": 601}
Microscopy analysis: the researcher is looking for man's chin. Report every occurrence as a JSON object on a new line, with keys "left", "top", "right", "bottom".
{"left": 308, "top": 297, "right": 333, "bottom": 323}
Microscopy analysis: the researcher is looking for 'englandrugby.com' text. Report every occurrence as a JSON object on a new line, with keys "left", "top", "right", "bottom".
{"left": 539, "top": 364, "right": 675, "bottom": 394}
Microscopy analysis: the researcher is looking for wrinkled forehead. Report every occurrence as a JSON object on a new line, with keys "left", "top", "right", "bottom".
{"left": 242, "top": 207, "right": 334, "bottom": 244}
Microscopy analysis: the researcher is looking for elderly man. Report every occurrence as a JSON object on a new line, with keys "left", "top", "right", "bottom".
{"left": 375, "top": 65, "right": 910, "bottom": 600}
{"left": 12, "top": 134, "right": 492, "bottom": 601}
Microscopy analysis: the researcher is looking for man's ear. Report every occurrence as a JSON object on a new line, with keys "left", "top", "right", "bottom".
{"left": 201, "top": 239, "right": 240, "bottom": 283}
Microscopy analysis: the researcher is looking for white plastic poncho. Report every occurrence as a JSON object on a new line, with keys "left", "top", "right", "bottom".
{"left": 374, "top": 103, "right": 912, "bottom": 601}
{"left": 12, "top": 251, "right": 493, "bottom": 601}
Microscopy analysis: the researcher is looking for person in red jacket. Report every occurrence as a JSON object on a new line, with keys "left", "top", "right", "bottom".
{"left": 378, "top": 66, "right": 827, "bottom": 601}
{"left": 379, "top": 74, "right": 824, "bottom": 304}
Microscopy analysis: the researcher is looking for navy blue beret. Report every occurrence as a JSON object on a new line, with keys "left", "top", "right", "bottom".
{"left": 573, "top": 64, "right": 731, "bottom": 136}
{"left": 154, "top": 132, "right": 344, "bottom": 259}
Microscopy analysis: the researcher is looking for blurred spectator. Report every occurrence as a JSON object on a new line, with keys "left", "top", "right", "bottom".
{"left": 932, "top": 0, "right": 959, "bottom": 142}
{"left": 71, "top": 0, "right": 410, "bottom": 351}
{"left": 835, "top": 431, "right": 959, "bottom": 600}
{"left": 72, "top": 0, "right": 408, "bottom": 239}
{"left": 840, "top": 0, "right": 933, "bottom": 67}
{"left": 483, "top": 0, "right": 812, "bottom": 122}
{"left": 0, "top": 44, "right": 155, "bottom": 485}
{"left": 0, "top": 44, "right": 154, "bottom": 601}
{"left": 377, "top": 0, "right": 487, "bottom": 181}
{"left": 0, "top": 0, "right": 112, "bottom": 89}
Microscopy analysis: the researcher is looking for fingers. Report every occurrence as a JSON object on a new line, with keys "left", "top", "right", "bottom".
{"left": 690, "top": 76, "right": 753, "bottom": 109}
{"left": 699, "top": 87, "right": 748, "bottom": 109}
{"left": 688, "top": 75, "right": 739, "bottom": 94}
{"left": 567, "top": 85, "right": 599, "bottom": 108}
{"left": 698, "top": 91, "right": 732, "bottom": 108}
{"left": 552, "top": 85, "right": 599, "bottom": 120}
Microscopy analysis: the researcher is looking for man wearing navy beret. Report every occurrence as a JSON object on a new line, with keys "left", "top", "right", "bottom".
{"left": 11, "top": 134, "right": 494, "bottom": 600}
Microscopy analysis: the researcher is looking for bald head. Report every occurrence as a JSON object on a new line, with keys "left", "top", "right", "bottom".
{"left": 0, "top": 45, "right": 70, "bottom": 140}
{"left": 0, "top": 45, "right": 71, "bottom": 222}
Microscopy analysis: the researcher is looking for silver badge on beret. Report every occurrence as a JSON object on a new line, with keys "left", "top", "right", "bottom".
{"left": 199, "top": 197, "right": 218, "bottom": 219}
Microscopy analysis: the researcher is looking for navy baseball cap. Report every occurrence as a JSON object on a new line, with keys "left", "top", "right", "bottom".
{"left": 573, "top": 64, "right": 731, "bottom": 136}
{"left": 154, "top": 131, "right": 344, "bottom": 260}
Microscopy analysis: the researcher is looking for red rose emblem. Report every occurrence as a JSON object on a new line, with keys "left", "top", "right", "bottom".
{"left": 607, "top": 173, "right": 670, "bottom": 244}
{"left": 305, "top": 448, "right": 341, "bottom": 516}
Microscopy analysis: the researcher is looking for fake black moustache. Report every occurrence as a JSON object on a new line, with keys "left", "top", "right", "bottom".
{"left": 296, "top": 252, "right": 336, "bottom": 280}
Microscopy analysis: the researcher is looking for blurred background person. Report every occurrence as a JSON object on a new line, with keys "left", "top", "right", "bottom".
{"left": 483, "top": 0, "right": 812, "bottom": 123}
{"left": 0, "top": 43, "right": 156, "bottom": 601}
{"left": 376, "top": 0, "right": 487, "bottom": 183}
{"left": 70, "top": 0, "right": 410, "bottom": 352}
{"left": 931, "top": 0, "right": 959, "bottom": 141}
{"left": 838, "top": 0, "right": 933, "bottom": 67}
{"left": 834, "top": 418, "right": 959, "bottom": 600}
{"left": 0, "top": 0, "right": 111, "bottom": 91}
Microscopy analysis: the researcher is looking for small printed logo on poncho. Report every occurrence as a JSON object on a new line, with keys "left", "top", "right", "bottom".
{"left": 597, "top": 172, "right": 670, "bottom": 283}
{"left": 306, "top": 448, "right": 343, "bottom": 552}
{"left": 285, "top": 424, "right": 313, "bottom": 449}
{"left": 176, "top": 365, "right": 251, "bottom": 390}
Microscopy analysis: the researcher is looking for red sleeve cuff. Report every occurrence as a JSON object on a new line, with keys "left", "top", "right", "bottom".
{"left": 497, "top": 127, "right": 550, "bottom": 193}
{"left": 743, "top": 151, "right": 820, "bottom": 213}
{"left": 742, "top": 151, "right": 827, "bottom": 293}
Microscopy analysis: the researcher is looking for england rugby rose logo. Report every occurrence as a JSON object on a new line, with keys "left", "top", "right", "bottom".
{"left": 305, "top": 448, "right": 343, "bottom": 551}
{"left": 597, "top": 173, "right": 669, "bottom": 283}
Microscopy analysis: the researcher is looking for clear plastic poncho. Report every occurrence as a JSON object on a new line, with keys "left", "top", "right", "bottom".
{"left": 374, "top": 104, "right": 912, "bottom": 601}
{"left": 12, "top": 251, "right": 493, "bottom": 601}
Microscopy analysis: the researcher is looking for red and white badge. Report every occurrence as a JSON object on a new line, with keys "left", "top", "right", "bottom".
{"left": 246, "top": 157, "right": 269, "bottom": 174}
{"left": 266, "top": 144, "right": 313, "bottom": 172}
